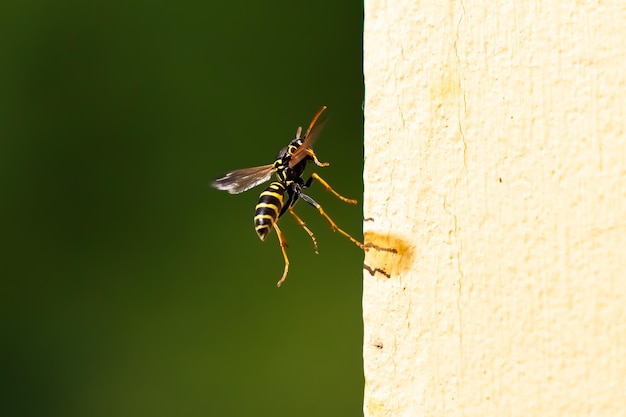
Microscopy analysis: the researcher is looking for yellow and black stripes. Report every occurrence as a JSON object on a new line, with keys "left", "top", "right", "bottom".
{"left": 254, "top": 182, "right": 286, "bottom": 240}
{"left": 212, "top": 107, "right": 369, "bottom": 287}
{"left": 285, "top": 140, "right": 302, "bottom": 157}
{"left": 275, "top": 138, "right": 303, "bottom": 183}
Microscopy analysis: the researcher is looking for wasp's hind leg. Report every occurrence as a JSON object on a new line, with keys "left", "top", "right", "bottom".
{"left": 288, "top": 208, "right": 319, "bottom": 254}
{"left": 305, "top": 172, "right": 357, "bottom": 205}
{"left": 299, "top": 193, "right": 365, "bottom": 250}
{"left": 273, "top": 223, "right": 290, "bottom": 287}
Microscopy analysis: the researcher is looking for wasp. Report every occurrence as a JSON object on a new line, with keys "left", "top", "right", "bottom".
{"left": 211, "top": 106, "right": 365, "bottom": 286}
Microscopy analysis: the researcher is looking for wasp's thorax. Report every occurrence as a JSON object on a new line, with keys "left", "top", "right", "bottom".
{"left": 274, "top": 138, "right": 310, "bottom": 185}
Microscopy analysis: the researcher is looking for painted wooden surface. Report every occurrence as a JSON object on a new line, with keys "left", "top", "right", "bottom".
{"left": 363, "top": 2, "right": 626, "bottom": 416}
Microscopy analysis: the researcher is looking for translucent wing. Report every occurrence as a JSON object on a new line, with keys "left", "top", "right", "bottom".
{"left": 212, "top": 164, "right": 275, "bottom": 194}
{"left": 288, "top": 106, "right": 327, "bottom": 168}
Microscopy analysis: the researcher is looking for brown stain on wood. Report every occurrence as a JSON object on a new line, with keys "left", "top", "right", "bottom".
{"left": 363, "top": 231, "right": 413, "bottom": 279}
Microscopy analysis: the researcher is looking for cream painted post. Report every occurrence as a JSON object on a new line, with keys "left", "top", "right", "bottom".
{"left": 363, "top": 2, "right": 626, "bottom": 416}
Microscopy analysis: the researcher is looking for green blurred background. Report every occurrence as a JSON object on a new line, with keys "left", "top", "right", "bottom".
{"left": 1, "top": 1, "right": 365, "bottom": 416}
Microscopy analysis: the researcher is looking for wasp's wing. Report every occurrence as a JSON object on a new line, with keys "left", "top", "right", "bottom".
{"left": 212, "top": 164, "right": 275, "bottom": 194}
{"left": 288, "top": 106, "right": 328, "bottom": 168}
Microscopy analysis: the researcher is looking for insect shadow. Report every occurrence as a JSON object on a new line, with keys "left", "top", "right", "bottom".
{"left": 363, "top": 230, "right": 413, "bottom": 279}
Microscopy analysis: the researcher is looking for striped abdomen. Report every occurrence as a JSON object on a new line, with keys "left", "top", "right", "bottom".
{"left": 254, "top": 182, "right": 286, "bottom": 240}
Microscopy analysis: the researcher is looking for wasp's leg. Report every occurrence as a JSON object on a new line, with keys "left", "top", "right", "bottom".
{"left": 288, "top": 207, "right": 319, "bottom": 254}
{"left": 299, "top": 193, "right": 365, "bottom": 250}
{"left": 306, "top": 149, "right": 330, "bottom": 167}
{"left": 305, "top": 172, "right": 357, "bottom": 205}
{"left": 273, "top": 223, "right": 290, "bottom": 287}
